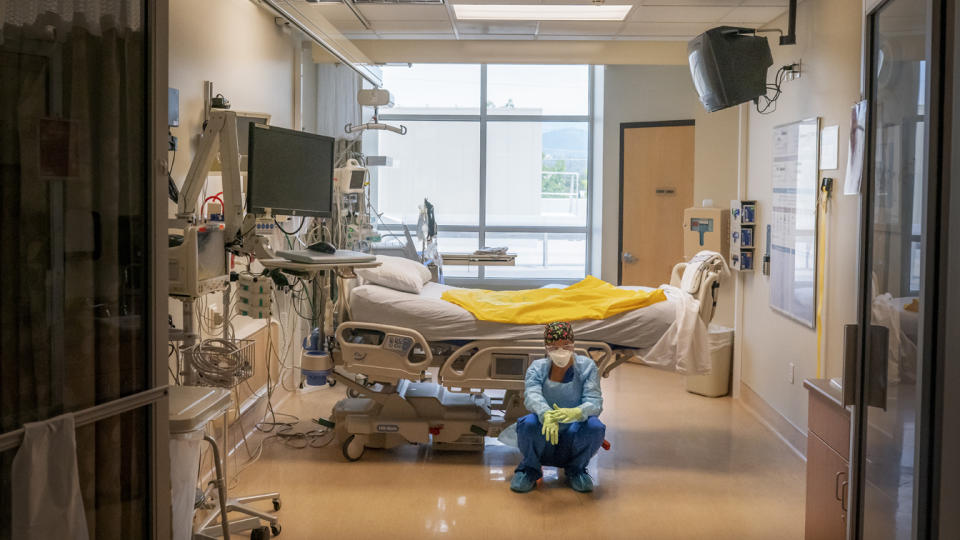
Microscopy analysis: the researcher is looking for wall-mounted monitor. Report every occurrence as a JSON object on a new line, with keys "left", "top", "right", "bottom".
{"left": 688, "top": 27, "right": 773, "bottom": 113}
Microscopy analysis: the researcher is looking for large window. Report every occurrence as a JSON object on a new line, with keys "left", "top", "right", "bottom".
{"left": 365, "top": 64, "right": 592, "bottom": 283}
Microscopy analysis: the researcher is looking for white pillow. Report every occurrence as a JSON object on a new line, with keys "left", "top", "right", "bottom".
{"left": 355, "top": 255, "right": 432, "bottom": 293}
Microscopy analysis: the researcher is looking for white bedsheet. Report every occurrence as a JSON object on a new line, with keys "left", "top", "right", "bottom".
{"left": 348, "top": 282, "right": 679, "bottom": 350}
{"left": 641, "top": 285, "right": 710, "bottom": 374}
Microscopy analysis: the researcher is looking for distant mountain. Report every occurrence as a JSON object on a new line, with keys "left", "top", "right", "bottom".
{"left": 542, "top": 127, "right": 587, "bottom": 154}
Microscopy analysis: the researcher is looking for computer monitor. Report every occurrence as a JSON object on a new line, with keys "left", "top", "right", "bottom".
{"left": 246, "top": 124, "right": 334, "bottom": 218}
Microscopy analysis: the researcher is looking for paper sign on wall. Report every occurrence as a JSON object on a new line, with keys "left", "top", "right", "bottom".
{"left": 844, "top": 100, "right": 868, "bottom": 195}
{"left": 820, "top": 125, "right": 839, "bottom": 170}
{"left": 769, "top": 118, "right": 819, "bottom": 329}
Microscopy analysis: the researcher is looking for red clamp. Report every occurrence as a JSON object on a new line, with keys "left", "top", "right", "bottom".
{"left": 429, "top": 425, "right": 443, "bottom": 435}
{"left": 601, "top": 439, "right": 611, "bottom": 451}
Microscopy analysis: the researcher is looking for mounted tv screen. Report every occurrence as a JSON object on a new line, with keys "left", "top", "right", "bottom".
{"left": 688, "top": 26, "right": 773, "bottom": 113}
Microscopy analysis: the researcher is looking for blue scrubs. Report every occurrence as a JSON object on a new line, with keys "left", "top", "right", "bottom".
{"left": 515, "top": 355, "right": 605, "bottom": 479}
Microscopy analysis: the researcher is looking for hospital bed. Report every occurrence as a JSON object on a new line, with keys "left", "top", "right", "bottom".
{"left": 326, "top": 260, "right": 723, "bottom": 461}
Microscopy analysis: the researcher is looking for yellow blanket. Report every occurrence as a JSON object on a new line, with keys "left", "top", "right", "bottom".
{"left": 440, "top": 275, "right": 667, "bottom": 325}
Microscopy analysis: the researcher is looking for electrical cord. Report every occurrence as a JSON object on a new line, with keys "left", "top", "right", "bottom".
{"left": 189, "top": 338, "right": 250, "bottom": 387}
{"left": 756, "top": 64, "right": 795, "bottom": 115}
{"left": 274, "top": 216, "right": 305, "bottom": 236}
{"left": 167, "top": 343, "right": 181, "bottom": 385}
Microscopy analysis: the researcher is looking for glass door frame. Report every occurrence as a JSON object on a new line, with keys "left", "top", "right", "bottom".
{"left": 148, "top": 1, "right": 172, "bottom": 539}
{"left": 850, "top": 0, "right": 950, "bottom": 537}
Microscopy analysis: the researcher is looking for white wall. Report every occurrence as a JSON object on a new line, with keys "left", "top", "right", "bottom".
{"left": 169, "top": 0, "right": 298, "bottom": 186}
{"left": 600, "top": 65, "right": 739, "bottom": 327}
{"left": 740, "top": 0, "right": 863, "bottom": 432}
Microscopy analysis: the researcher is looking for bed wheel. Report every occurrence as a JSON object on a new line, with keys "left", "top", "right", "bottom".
{"left": 347, "top": 388, "right": 362, "bottom": 398}
{"left": 327, "top": 378, "right": 337, "bottom": 387}
{"left": 342, "top": 434, "right": 366, "bottom": 461}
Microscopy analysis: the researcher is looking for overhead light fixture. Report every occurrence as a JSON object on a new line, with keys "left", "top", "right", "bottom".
{"left": 452, "top": 4, "right": 631, "bottom": 21}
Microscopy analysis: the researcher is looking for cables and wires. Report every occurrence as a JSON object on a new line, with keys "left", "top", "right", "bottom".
{"left": 168, "top": 343, "right": 181, "bottom": 385}
{"left": 168, "top": 147, "right": 180, "bottom": 203}
{"left": 756, "top": 63, "right": 801, "bottom": 115}
{"left": 274, "top": 216, "right": 305, "bottom": 236}
{"left": 188, "top": 338, "right": 254, "bottom": 387}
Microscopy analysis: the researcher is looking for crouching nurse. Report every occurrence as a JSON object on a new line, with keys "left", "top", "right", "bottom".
{"left": 510, "top": 321, "right": 605, "bottom": 494}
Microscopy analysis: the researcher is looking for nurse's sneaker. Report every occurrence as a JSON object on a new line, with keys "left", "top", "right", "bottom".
{"left": 568, "top": 472, "right": 594, "bottom": 493}
{"left": 510, "top": 471, "right": 537, "bottom": 493}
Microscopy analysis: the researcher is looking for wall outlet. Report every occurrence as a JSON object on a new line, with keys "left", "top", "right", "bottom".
{"left": 787, "top": 362, "right": 796, "bottom": 385}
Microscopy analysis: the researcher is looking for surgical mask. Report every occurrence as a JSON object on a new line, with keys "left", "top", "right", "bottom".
{"left": 548, "top": 349, "right": 573, "bottom": 368}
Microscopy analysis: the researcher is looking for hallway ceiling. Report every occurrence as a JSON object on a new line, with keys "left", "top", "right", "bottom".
{"left": 296, "top": 0, "right": 790, "bottom": 41}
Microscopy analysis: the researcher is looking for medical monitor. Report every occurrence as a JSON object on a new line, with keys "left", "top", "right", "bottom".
{"left": 349, "top": 169, "right": 366, "bottom": 191}
{"left": 246, "top": 124, "right": 334, "bottom": 218}
{"left": 688, "top": 26, "right": 773, "bottom": 112}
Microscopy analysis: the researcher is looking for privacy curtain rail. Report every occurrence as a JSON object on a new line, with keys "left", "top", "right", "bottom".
{"left": 258, "top": 0, "right": 382, "bottom": 88}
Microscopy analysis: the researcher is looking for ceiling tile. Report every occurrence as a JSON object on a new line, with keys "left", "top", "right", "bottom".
{"left": 630, "top": 5, "right": 734, "bottom": 22}
{"left": 739, "top": 0, "right": 788, "bottom": 5}
{"left": 446, "top": 0, "right": 533, "bottom": 4}
{"left": 535, "top": 0, "right": 635, "bottom": 4}
{"left": 371, "top": 20, "right": 454, "bottom": 32}
{"left": 356, "top": 4, "right": 450, "bottom": 21}
{"left": 721, "top": 6, "right": 787, "bottom": 24}
{"left": 458, "top": 21, "right": 540, "bottom": 35}
{"left": 619, "top": 21, "right": 712, "bottom": 37}
{"left": 298, "top": 4, "right": 367, "bottom": 31}
{"left": 537, "top": 21, "right": 626, "bottom": 35}
{"left": 638, "top": 0, "right": 740, "bottom": 6}
{"left": 366, "top": 32, "right": 458, "bottom": 40}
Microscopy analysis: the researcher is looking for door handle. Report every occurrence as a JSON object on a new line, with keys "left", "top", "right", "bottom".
{"left": 842, "top": 323, "right": 889, "bottom": 409}
{"left": 867, "top": 325, "right": 889, "bottom": 410}
{"left": 835, "top": 471, "right": 847, "bottom": 501}
{"left": 841, "top": 480, "right": 849, "bottom": 512}
{"left": 622, "top": 252, "right": 637, "bottom": 264}
{"left": 843, "top": 324, "right": 857, "bottom": 407}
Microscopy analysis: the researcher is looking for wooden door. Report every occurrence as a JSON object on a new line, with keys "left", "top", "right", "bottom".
{"left": 619, "top": 122, "right": 694, "bottom": 285}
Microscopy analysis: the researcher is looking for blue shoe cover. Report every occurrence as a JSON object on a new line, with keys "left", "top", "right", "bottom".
{"left": 510, "top": 471, "right": 537, "bottom": 493}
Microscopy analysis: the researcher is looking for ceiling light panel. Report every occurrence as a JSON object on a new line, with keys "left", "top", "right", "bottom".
{"left": 453, "top": 4, "right": 632, "bottom": 21}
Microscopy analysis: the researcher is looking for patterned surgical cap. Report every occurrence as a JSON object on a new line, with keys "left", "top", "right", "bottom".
{"left": 544, "top": 321, "right": 574, "bottom": 344}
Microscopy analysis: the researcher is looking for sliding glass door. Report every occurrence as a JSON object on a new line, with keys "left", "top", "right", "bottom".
{"left": 0, "top": 1, "right": 169, "bottom": 538}
{"left": 850, "top": 0, "right": 946, "bottom": 537}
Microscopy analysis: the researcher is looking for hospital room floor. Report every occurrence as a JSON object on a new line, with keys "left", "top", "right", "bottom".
{"left": 232, "top": 364, "right": 806, "bottom": 539}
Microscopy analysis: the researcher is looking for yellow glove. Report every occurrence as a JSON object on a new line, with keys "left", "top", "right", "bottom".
{"left": 541, "top": 415, "right": 560, "bottom": 445}
{"left": 549, "top": 403, "right": 585, "bottom": 424}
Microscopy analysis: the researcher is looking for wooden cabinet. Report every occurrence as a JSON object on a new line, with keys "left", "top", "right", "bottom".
{"left": 804, "top": 379, "right": 851, "bottom": 540}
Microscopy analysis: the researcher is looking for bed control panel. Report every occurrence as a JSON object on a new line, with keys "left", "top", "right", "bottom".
{"left": 384, "top": 335, "right": 415, "bottom": 356}
{"left": 491, "top": 354, "right": 532, "bottom": 380}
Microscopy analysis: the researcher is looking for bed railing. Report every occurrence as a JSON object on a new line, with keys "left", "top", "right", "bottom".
{"left": 335, "top": 322, "right": 434, "bottom": 385}
{"left": 440, "top": 340, "right": 613, "bottom": 393}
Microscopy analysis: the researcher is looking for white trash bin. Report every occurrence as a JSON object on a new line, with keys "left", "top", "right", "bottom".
{"left": 686, "top": 325, "right": 734, "bottom": 397}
